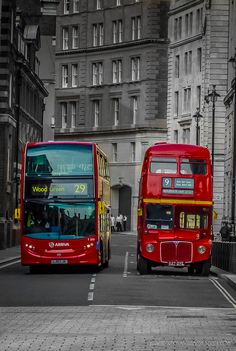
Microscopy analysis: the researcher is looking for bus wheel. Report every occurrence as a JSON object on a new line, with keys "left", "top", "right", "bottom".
{"left": 196, "top": 259, "right": 211, "bottom": 276}
{"left": 188, "top": 266, "right": 195, "bottom": 275}
{"left": 29, "top": 265, "right": 39, "bottom": 274}
{"left": 103, "top": 241, "right": 110, "bottom": 268}
{"left": 137, "top": 255, "right": 151, "bottom": 275}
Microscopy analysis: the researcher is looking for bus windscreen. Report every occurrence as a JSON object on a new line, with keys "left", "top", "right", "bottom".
{"left": 26, "top": 144, "right": 94, "bottom": 177}
{"left": 24, "top": 201, "right": 95, "bottom": 239}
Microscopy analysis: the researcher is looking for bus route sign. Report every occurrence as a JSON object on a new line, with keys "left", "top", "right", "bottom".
{"left": 30, "top": 182, "right": 88, "bottom": 197}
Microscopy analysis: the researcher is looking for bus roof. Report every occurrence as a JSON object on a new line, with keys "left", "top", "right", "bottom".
{"left": 146, "top": 143, "right": 210, "bottom": 158}
{"left": 26, "top": 141, "right": 96, "bottom": 148}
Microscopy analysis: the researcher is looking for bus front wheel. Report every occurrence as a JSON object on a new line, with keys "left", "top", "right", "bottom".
{"left": 137, "top": 254, "right": 151, "bottom": 275}
{"left": 196, "top": 259, "right": 211, "bottom": 276}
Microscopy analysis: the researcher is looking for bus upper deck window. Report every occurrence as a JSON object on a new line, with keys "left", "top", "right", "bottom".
{"left": 150, "top": 157, "right": 177, "bottom": 174}
{"left": 180, "top": 159, "right": 207, "bottom": 175}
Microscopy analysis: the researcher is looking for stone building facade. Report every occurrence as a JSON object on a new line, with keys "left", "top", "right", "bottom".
{"left": 223, "top": 0, "right": 236, "bottom": 230}
{"left": 167, "top": 0, "right": 230, "bottom": 233}
{"left": 54, "top": 0, "right": 169, "bottom": 230}
{"left": 0, "top": 0, "right": 47, "bottom": 248}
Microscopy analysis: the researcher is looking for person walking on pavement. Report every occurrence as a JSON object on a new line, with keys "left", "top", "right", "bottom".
{"left": 110, "top": 214, "right": 115, "bottom": 232}
{"left": 116, "top": 214, "right": 123, "bottom": 232}
{"left": 123, "top": 215, "right": 127, "bottom": 231}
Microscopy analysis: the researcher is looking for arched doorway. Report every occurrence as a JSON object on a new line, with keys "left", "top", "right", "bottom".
{"left": 111, "top": 184, "right": 132, "bottom": 231}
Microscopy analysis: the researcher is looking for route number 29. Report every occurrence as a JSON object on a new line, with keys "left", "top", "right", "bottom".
{"left": 75, "top": 183, "right": 87, "bottom": 194}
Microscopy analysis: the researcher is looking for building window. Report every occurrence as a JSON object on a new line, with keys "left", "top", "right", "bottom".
{"left": 131, "top": 16, "right": 141, "bottom": 40}
{"left": 71, "top": 102, "right": 76, "bottom": 128}
{"left": 112, "top": 60, "right": 122, "bottom": 83}
{"left": 131, "top": 57, "right": 140, "bottom": 81}
{"left": 174, "top": 130, "right": 178, "bottom": 143}
{"left": 137, "top": 16, "right": 141, "bottom": 39}
{"left": 196, "top": 85, "right": 201, "bottom": 109}
{"left": 113, "top": 20, "right": 122, "bottom": 44}
{"left": 72, "top": 64, "right": 78, "bottom": 87}
{"left": 7, "top": 134, "right": 12, "bottom": 182}
{"left": 93, "top": 100, "right": 100, "bottom": 127}
{"left": 131, "top": 142, "right": 136, "bottom": 162}
{"left": 175, "top": 55, "right": 180, "bottom": 78}
{"left": 62, "top": 65, "right": 69, "bottom": 88}
{"left": 184, "top": 51, "right": 192, "bottom": 75}
{"left": 189, "top": 12, "right": 193, "bottom": 35}
{"left": 93, "top": 23, "right": 103, "bottom": 46}
{"left": 64, "top": 0, "right": 70, "bottom": 14}
{"left": 174, "top": 91, "right": 179, "bottom": 116}
{"left": 196, "top": 8, "right": 203, "bottom": 33}
{"left": 72, "top": 26, "right": 79, "bottom": 49}
{"left": 9, "top": 73, "right": 12, "bottom": 108}
{"left": 141, "top": 142, "right": 148, "bottom": 159}
{"left": 92, "top": 62, "right": 103, "bottom": 85}
{"left": 131, "top": 96, "right": 138, "bottom": 124}
{"left": 183, "top": 88, "right": 191, "bottom": 113}
{"left": 197, "top": 47, "right": 202, "bottom": 72}
{"left": 99, "top": 24, "right": 104, "bottom": 45}
{"left": 73, "top": 0, "right": 79, "bottom": 12}
{"left": 61, "top": 102, "right": 67, "bottom": 128}
{"left": 93, "top": 24, "right": 98, "bottom": 46}
{"left": 131, "top": 17, "right": 135, "bottom": 40}
{"left": 113, "top": 98, "right": 119, "bottom": 126}
{"left": 62, "top": 27, "right": 69, "bottom": 50}
{"left": 112, "top": 143, "right": 117, "bottom": 162}
{"left": 118, "top": 20, "right": 123, "bottom": 43}
{"left": 182, "top": 128, "right": 190, "bottom": 144}
{"left": 96, "top": 0, "right": 101, "bottom": 10}
{"left": 185, "top": 13, "right": 192, "bottom": 37}
{"left": 174, "top": 16, "right": 182, "bottom": 40}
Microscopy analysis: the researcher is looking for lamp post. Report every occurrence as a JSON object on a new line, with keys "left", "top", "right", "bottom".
{"left": 204, "top": 85, "right": 220, "bottom": 176}
{"left": 229, "top": 48, "right": 236, "bottom": 235}
{"left": 193, "top": 107, "right": 203, "bottom": 145}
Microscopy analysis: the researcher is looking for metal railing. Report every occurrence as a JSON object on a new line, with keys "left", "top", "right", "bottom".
{"left": 212, "top": 242, "right": 236, "bottom": 273}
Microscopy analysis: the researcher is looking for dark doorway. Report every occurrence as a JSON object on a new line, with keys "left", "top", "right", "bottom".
{"left": 119, "top": 185, "right": 131, "bottom": 230}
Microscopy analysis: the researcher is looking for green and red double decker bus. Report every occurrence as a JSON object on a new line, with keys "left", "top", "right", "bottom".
{"left": 137, "top": 143, "right": 213, "bottom": 276}
{"left": 20, "top": 141, "right": 111, "bottom": 272}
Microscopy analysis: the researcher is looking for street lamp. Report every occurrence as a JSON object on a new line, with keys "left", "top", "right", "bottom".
{"left": 204, "top": 85, "right": 220, "bottom": 176}
{"left": 193, "top": 107, "right": 203, "bottom": 145}
{"left": 229, "top": 48, "right": 236, "bottom": 235}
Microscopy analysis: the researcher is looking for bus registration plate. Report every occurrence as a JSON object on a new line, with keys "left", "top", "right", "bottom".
{"left": 51, "top": 259, "right": 68, "bottom": 264}
{"left": 168, "top": 262, "right": 184, "bottom": 267}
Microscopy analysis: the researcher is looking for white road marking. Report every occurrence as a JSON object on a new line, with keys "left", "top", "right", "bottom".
{"left": 88, "top": 274, "right": 97, "bottom": 301}
{"left": 91, "top": 304, "right": 234, "bottom": 310}
{"left": 123, "top": 251, "right": 129, "bottom": 278}
{"left": 0, "top": 260, "right": 20, "bottom": 270}
{"left": 88, "top": 292, "right": 94, "bottom": 301}
{"left": 210, "top": 277, "right": 236, "bottom": 308}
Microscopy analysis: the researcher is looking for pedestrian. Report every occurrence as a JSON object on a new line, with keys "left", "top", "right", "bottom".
{"left": 110, "top": 214, "right": 115, "bottom": 232}
{"left": 220, "top": 221, "right": 231, "bottom": 242}
{"left": 116, "top": 214, "right": 123, "bottom": 232}
{"left": 123, "top": 215, "right": 127, "bottom": 231}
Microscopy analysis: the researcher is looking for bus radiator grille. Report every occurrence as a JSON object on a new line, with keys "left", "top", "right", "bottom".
{"left": 160, "top": 241, "right": 192, "bottom": 263}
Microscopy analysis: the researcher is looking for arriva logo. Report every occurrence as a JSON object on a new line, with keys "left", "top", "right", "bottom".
{"left": 49, "top": 242, "right": 69, "bottom": 248}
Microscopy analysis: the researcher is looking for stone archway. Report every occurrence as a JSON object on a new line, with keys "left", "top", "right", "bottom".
{"left": 111, "top": 184, "right": 132, "bottom": 231}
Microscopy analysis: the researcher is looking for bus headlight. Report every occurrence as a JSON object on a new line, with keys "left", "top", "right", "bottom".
{"left": 146, "top": 243, "right": 154, "bottom": 253}
{"left": 198, "top": 245, "right": 206, "bottom": 254}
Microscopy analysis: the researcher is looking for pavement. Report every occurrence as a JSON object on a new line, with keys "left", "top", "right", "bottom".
{"left": 1, "top": 240, "right": 236, "bottom": 291}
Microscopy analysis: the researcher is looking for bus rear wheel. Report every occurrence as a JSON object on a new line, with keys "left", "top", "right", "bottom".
{"left": 196, "top": 259, "right": 211, "bottom": 276}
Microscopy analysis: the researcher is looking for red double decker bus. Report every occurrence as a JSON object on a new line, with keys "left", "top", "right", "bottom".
{"left": 137, "top": 143, "right": 213, "bottom": 276}
{"left": 20, "top": 141, "right": 111, "bottom": 273}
